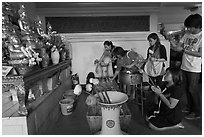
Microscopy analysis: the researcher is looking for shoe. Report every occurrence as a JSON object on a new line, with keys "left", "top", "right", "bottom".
{"left": 176, "top": 122, "right": 184, "bottom": 129}
{"left": 185, "top": 112, "right": 201, "bottom": 120}
{"left": 182, "top": 109, "right": 191, "bottom": 113}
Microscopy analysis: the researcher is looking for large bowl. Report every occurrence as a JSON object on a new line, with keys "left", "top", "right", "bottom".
{"left": 95, "top": 91, "right": 128, "bottom": 106}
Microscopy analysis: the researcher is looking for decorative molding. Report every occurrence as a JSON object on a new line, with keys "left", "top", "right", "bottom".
{"left": 60, "top": 32, "right": 166, "bottom": 43}
{"left": 36, "top": 7, "right": 159, "bottom": 17}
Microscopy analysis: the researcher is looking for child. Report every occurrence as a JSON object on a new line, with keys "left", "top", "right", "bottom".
{"left": 146, "top": 67, "right": 184, "bottom": 131}
{"left": 170, "top": 14, "right": 202, "bottom": 120}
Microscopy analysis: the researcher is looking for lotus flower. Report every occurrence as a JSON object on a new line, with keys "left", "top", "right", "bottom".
{"left": 149, "top": 49, "right": 154, "bottom": 54}
{"left": 89, "top": 78, "right": 93, "bottom": 83}
{"left": 73, "top": 84, "right": 82, "bottom": 96}
{"left": 89, "top": 78, "right": 99, "bottom": 85}
{"left": 92, "top": 78, "right": 99, "bottom": 85}
{"left": 86, "top": 84, "right": 93, "bottom": 92}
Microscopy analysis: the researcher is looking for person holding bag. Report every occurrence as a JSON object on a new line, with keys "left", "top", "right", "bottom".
{"left": 144, "top": 33, "right": 167, "bottom": 87}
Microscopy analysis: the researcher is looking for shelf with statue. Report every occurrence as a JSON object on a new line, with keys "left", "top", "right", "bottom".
{"left": 2, "top": 3, "right": 70, "bottom": 75}
{"left": 2, "top": 3, "right": 72, "bottom": 120}
{"left": 2, "top": 3, "right": 42, "bottom": 76}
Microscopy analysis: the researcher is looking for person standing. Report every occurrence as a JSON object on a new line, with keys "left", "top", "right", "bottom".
{"left": 111, "top": 47, "right": 144, "bottom": 97}
{"left": 103, "top": 41, "right": 118, "bottom": 74}
{"left": 144, "top": 33, "right": 167, "bottom": 87}
{"left": 170, "top": 14, "right": 202, "bottom": 120}
{"left": 95, "top": 41, "right": 114, "bottom": 78}
{"left": 111, "top": 47, "right": 143, "bottom": 81}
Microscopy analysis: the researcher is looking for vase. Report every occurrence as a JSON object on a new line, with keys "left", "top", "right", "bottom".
{"left": 95, "top": 91, "right": 128, "bottom": 135}
{"left": 51, "top": 49, "right": 60, "bottom": 65}
{"left": 40, "top": 48, "right": 49, "bottom": 68}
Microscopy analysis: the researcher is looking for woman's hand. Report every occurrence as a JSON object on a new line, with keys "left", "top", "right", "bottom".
{"left": 151, "top": 86, "right": 162, "bottom": 95}
{"left": 94, "top": 59, "right": 99, "bottom": 64}
{"left": 150, "top": 57, "right": 165, "bottom": 62}
{"left": 85, "top": 95, "right": 98, "bottom": 106}
{"left": 139, "top": 69, "right": 144, "bottom": 73}
{"left": 125, "top": 64, "right": 132, "bottom": 69}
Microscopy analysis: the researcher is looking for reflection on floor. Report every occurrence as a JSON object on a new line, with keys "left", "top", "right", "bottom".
{"left": 44, "top": 83, "right": 202, "bottom": 135}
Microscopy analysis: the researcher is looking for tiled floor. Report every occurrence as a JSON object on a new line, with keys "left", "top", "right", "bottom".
{"left": 44, "top": 83, "right": 202, "bottom": 135}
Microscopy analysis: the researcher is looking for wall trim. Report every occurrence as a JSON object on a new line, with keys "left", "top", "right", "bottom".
{"left": 60, "top": 32, "right": 165, "bottom": 43}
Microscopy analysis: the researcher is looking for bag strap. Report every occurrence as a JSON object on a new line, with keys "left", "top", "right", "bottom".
{"left": 126, "top": 50, "right": 131, "bottom": 59}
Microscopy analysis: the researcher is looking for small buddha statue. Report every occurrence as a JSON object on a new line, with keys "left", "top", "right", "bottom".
{"left": 7, "top": 35, "right": 26, "bottom": 59}
{"left": 47, "top": 22, "right": 53, "bottom": 36}
{"left": 2, "top": 15, "right": 10, "bottom": 39}
{"left": 2, "top": 2, "right": 13, "bottom": 16}
{"left": 18, "top": 4, "right": 32, "bottom": 35}
{"left": 8, "top": 28, "right": 22, "bottom": 52}
{"left": 35, "top": 16, "right": 48, "bottom": 38}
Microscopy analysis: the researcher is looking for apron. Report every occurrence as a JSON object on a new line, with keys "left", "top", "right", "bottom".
{"left": 144, "top": 45, "right": 165, "bottom": 77}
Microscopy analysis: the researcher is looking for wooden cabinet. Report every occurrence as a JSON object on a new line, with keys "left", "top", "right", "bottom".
{"left": 2, "top": 60, "right": 72, "bottom": 135}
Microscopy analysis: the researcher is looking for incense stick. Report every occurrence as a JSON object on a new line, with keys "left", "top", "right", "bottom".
{"left": 104, "top": 90, "right": 111, "bottom": 104}
{"left": 100, "top": 91, "right": 109, "bottom": 103}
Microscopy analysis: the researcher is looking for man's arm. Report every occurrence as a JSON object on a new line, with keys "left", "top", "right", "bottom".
{"left": 170, "top": 40, "right": 184, "bottom": 52}
{"left": 184, "top": 47, "right": 202, "bottom": 57}
{"left": 111, "top": 70, "right": 120, "bottom": 81}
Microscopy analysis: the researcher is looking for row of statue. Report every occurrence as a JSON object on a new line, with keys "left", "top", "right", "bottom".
{"left": 2, "top": 2, "right": 68, "bottom": 71}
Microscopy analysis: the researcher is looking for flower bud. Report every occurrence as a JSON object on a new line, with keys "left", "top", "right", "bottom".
{"left": 86, "top": 84, "right": 92, "bottom": 92}
{"left": 73, "top": 84, "right": 82, "bottom": 95}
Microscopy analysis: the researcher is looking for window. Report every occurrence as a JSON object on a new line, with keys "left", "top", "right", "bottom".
{"left": 46, "top": 16, "right": 150, "bottom": 33}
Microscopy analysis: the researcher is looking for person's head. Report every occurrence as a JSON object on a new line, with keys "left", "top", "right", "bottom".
{"left": 103, "top": 40, "right": 113, "bottom": 51}
{"left": 164, "top": 67, "right": 183, "bottom": 86}
{"left": 184, "top": 14, "right": 202, "bottom": 34}
{"left": 112, "top": 47, "right": 126, "bottom": 58}
{"left": 86, "top": 72, "right": 95, "bottom": 84}
{"left": 147, "top": 33, "right": 161, "bottom": 47}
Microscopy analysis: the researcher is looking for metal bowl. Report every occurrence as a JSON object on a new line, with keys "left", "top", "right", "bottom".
{"left": 119, "top": 71, "right": 142, "bottom": 85}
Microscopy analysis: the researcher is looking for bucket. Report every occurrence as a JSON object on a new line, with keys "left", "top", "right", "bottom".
{"left": 59, "top": 98, "right": 74, "bottom": 115}
{"left": 63, "top": 92, "right": 76, "bottom": 100}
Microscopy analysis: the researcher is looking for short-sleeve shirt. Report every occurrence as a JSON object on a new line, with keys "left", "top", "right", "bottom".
{"left": 116, "top": 50, "right": 139, "bottom": 73}
{"left": 180, "top": 31, "right": 202, "bottom": 72}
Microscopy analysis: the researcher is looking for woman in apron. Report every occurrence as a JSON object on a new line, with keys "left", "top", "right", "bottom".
{"left": 144, "top": 33, "right": 167, "bottom": 87}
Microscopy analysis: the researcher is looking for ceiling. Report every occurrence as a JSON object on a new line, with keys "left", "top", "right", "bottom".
{"left": 35, "top": 2, "right": 201, "bottom": 9}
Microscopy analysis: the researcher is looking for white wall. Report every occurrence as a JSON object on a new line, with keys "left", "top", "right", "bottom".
{"left": 36, "top": 4, "right": 162, "bottom": 84}
{"left": 62, "top": 32, "right": 170, "bottom": 84}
